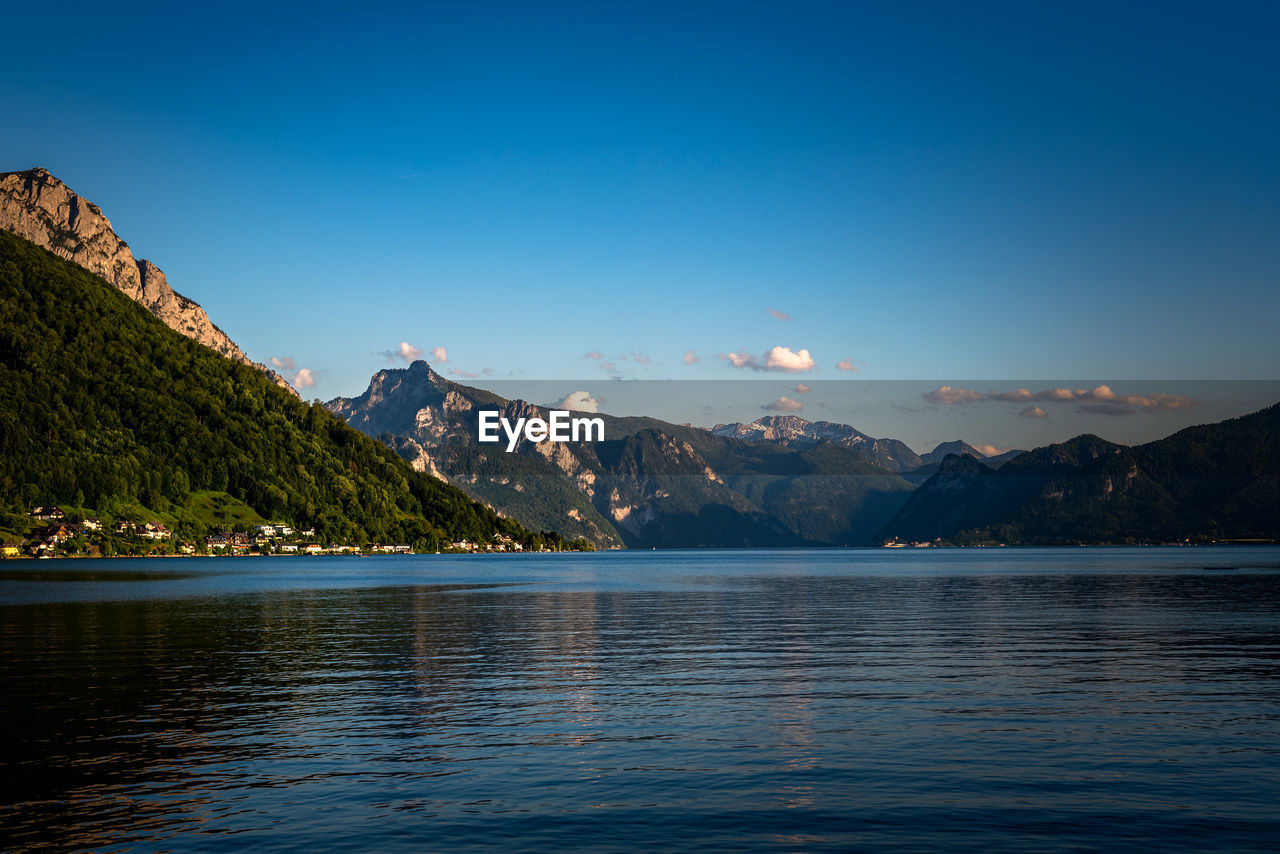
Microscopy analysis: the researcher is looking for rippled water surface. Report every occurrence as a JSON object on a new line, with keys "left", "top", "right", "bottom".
{"left": 3, "top": 548, "right": 1280, "bottom": 851}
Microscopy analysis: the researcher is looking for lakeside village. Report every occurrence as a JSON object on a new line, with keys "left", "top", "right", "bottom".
{"left": 2, "top": 507, "right": 542, "bottom": 559}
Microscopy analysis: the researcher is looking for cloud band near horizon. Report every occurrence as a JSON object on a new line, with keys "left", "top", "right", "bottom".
{"left": 924, "top": 384, "right": 1196, "bottom": 414}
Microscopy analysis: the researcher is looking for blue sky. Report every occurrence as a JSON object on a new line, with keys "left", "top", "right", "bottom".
{"left": 3, "top": 1, "right": 1278, "bottom": 450}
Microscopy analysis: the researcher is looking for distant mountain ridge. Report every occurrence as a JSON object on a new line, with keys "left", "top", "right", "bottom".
{"left": 328, "top": 364, "right": 917, "bottom": 548}
{"left": 879, "top": 406, "right": 1280, "bottom": 544}
{"left": 920, "top": 439, "right": 986, "bottom": 464}
{"left": 707, "top": 415, "right": 1024, "bottom": 474}
{"left": 903, "top": 439, "right": 1026, "bottom": 482}
{"left": 332, "top": 369, "right": 1278, "bottom": 548}
{"left": 710, "top": 415, "right": 924, "bottom": 471}
{"left": 0, "top": 167, "right": 291, "bottom": 392}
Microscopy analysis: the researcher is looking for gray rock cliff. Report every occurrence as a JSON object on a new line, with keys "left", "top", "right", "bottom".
{"left": 0, "top": 167, "right": 293, "bottom": 392}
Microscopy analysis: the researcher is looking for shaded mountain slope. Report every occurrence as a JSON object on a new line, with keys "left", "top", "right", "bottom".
{"left": 880, "top": 410, "right": 1280, "bottom": 544}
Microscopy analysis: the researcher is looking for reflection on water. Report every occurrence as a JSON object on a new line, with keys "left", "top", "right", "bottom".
{"left": 0, "top": 568, "right": 204, "bottom": 583}
{"left": 2, "top": 549, "right": 1280, "bottom": 851}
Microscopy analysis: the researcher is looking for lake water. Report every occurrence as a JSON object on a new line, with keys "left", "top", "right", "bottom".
{"left": 2, "top": 548, "right": 1280, "bottom": 851}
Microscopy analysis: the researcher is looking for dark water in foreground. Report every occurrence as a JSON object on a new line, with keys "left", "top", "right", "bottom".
{"left": 2, "top": 548, "right": 1279, "bottom": 852}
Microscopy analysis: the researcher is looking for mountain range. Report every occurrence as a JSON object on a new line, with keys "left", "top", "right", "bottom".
{"left": 327, "top": 366, "right": 1279, "bottom": 549}
{"left": 707, "top": 416, "right": 1026, "bottom": 482}
{"left": 4, "top": 168, "right": 1276, "bottom": 550}
{"left": 709, "top": 416, "right": 925, "bottom": 471}
{"left": 326, "top": 363, "right": 918, "bottom": 548}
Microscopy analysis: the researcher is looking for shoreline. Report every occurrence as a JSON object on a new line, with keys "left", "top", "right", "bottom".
{"left": 6, "top": 540, "right": 1279, "bottom": 561}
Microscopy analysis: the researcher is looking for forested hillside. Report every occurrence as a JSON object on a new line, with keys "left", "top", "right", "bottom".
{"left": 0, "top": 229, "right": 572, "bottom": 550}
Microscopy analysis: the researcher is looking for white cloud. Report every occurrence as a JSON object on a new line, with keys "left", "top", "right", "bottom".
{"left": 271, "top": 356, "right": 317, "bottom": 389}
{"left": 292, "top": 368, "right": 317, "bottom": 389}
{"left": 631, "top": 352, "right": 652, "bottom": 365}
{"left": 836, "top": 358, "right": 857, "bottom": 372}
{"left": 551, "top": 390, "right": 602, "bottom": 413}
{"left": 794, "top": 383, "right": 812, "bottom": 394}
{"left": 923, "top": 385, "right": 984, "bottom": 405}
{"left": 429, "top": 346, "right": 448, "bottom": 363}
{"left": 381, "top": 341, "right": 424, "bottom": 363}
{"left": 1086, "top": 386, "right": 1196, "bottom": 412}
{"left": 766, "top": 346, "right": 816, "bottom": 372}
{"left": 583, "top": 351, "right": 603, "bottom": 360}
{"left": 1020, "top": 406, "right": 1047, "bottom": 419}
{"left": 449, "top": 368, "right": 480, "bottom": 379}
{"left": 989, "top": 388, "right": 1035, "bottom": 402}
{"left": 972, "top": 443, "right": 1006, "bottom": 457}
{"left": 762, "top": 395, "right": 804, "bottom": 412}
{"left": 722, "top": 346, "right": 815, "bottom": 373}
{"left": 768, "top": 308, "right": 792, "bottom": 321}
{"left": 684, "top": 350, "right": 699, "bottom": 365}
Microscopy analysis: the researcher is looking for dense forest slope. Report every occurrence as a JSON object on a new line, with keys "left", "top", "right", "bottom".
{"left": 0, "top": 229, "right": 565, "bottom": 549}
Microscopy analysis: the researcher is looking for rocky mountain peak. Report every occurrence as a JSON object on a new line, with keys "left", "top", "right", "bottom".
{"left": 712, "top": 414, "right": 832, "bottom": 442}
{"left": 709, "top": 414, "right": 924, "bottom": 471}
{"left": 756, "top": 415, "right": 811, "bottom": 430}
{"left": 0, "top": 167, "right": 294, "bottom": 394}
